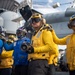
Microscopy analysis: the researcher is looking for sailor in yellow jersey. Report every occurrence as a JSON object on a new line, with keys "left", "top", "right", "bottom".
{"left": 52, "top": 15, "right": 75, "bottom": 75}
{"left": 22, "top": 13, "right": 58, "bottom": 75}
{"left": 0, "top": 35, "right": 16, "bottom": 75}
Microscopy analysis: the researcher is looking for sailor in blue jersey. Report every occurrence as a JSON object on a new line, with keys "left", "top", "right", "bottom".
{"left": 4, "top": 27, "right": 31, "bottom": 75}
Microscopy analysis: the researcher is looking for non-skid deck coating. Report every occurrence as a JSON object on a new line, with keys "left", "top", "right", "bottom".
{"left": 56, "top": 72, "right": 69, "bottom": 75}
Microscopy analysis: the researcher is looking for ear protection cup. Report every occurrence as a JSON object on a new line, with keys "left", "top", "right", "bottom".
{"left": 68, "top": 19, "right": 75, "bottom": 29}
{"left": 42, "top": 18, "right": 46, "bottom": 24}
{"left": 67, "top": 22, "right": 72, "bottom": 29}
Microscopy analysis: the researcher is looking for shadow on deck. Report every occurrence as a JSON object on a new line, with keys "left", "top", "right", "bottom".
{"left": 56, "top": 72, "right": 69, "bottom": 75}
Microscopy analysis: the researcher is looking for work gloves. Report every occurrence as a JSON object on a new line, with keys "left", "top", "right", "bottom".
{"left": 26, "top": 45, "right": 34, "bottom": 53}
{"left": 21, "top": 42, "right": 34, "bottom": 53}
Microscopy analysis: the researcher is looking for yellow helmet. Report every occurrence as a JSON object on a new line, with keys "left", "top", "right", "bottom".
{"left": 31, "top": 13, "right": 42, "bottom": 19}
{"left": 7, "top": 39, "right": 14, "bottom": 43}
{"left": 8, "top": 35, "right": 15, "bottom": 38}
{"left": 68, "top": 14, "right": 75, "bottom": 29}
{"left": 7, "top": 35, "right": 16, "bottom": 44}
{"left": 70, "top": 14, "right": 75, "bottom": 21}
{"left": 8, "top": 35, "right": 16, "bottom": 43}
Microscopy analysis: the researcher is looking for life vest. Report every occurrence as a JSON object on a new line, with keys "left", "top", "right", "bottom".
{"left": 0, "top": 50, "right": 13, "bottom": 68}
{"left": 66, "top": 34, "right": 75, "bottom": 70}
{"left": 28, "top": 24, "right": 57, "bottom": 60}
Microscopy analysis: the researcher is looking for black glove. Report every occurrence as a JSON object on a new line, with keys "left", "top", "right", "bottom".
{"left": 21, "top": 42, "right": 34, "bottom": 53}
{"left": 26, "top": 45, "right": 34, "bottom": 54}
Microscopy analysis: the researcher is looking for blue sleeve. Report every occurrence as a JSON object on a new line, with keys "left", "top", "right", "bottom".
{"left": 0, "top": 39, "right": 3, "bottom": 48}
{"left": 0, "top": 39, "right": 3, "bottom": 54}
{"left": 4, "top": 42, "right": 14, "bottom": 50}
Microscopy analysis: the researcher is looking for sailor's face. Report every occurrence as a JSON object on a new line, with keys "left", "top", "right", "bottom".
{"left": 31, "top": 18, "right": 41, "bottom": 28}
{"left": 32, "top": 21, "right": 41, "bottom": 28}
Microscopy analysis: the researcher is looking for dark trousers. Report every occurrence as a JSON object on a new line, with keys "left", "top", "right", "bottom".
{"left": 69, "top": 70, "right": 75, "bottom": 75}
{"left": 0, "top": 68, "right": 12, "bottom": 75}
{"left": 14, "top": 65, "right": 28, "bottom": 75}
{"left": 47, "top": 64, "right": 55, "bottom": 75}
{"left": 28, "top": 59, "right": 48, "bottom": 75}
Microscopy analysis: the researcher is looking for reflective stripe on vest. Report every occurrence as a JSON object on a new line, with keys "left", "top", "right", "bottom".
{"left": 36, "top": 31, "right": 42, "bottom": 38}
{"left": 31, "top": 31, "right": 42, "bottom": 45}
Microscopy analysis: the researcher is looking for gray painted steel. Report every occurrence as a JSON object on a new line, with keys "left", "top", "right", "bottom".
{"left": 0, "top": 0, "right": 19, "bottom": 11}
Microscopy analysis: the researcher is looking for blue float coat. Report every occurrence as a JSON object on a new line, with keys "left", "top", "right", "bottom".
{"left": 4, "top": 37, "right": 31, "bottom": 66}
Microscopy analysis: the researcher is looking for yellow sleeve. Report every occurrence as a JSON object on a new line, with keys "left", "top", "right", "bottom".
{"left": 52, "top": 30, "right": 69, "bottom": 45}
{"left": 34, "top": 30, "right": 56, "bottom": 54}
{"left": 53, "top": 43, "right": 59, "bottom": 56}
{"left": 1, "top": 50, "right": 13, "bottom": 58}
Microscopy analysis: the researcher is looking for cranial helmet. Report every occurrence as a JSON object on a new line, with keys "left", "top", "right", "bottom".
{"left": 7, "top": 35, "right": 15, "bottom": 44}
{"left": 68, "top": 14, "right": 75, "bottom": 29}
{"left": 70, "top": 14, "right": 75, "bottom": 21}
{"left": 16, "top": 27, "right": 27, "bottom": 39}
{"left": 31, "top": 13, "right": 42, "bottom": 19}
{"left": 8, "top": 35, "right": 16, "bottom": 42}
{"left": 31, "top": 13, "right": 43, "bottom": 23}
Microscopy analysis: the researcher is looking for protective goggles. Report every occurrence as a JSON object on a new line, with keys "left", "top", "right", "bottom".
{"left": 31, "top": 18, "right": 42, "bottom": 23}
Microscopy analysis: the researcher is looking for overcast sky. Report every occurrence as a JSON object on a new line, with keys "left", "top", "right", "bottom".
{"left": 16, "top": 0, "right": 74, "bottom": 10}
{"left": 33, "top": 0, "right": 74, "bottom": 11}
